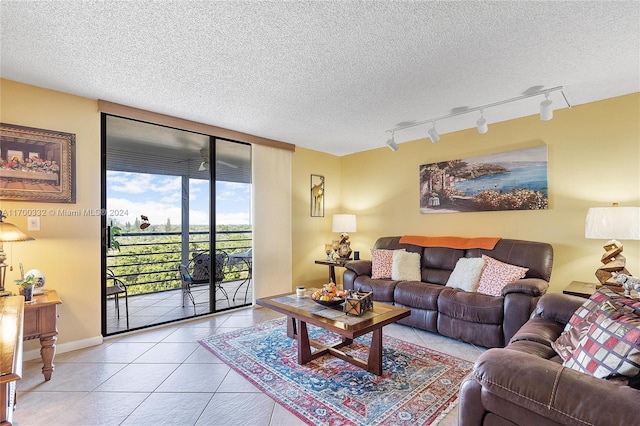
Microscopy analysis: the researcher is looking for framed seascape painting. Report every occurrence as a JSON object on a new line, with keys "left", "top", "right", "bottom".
{"left": 419, "top": 145, "right": 548, "bottom": 214}
{"left": 0, "top": 123, "right": 76, "bottom": 203}
{"left": 310, "top": 174, "right": 325, "bottom": 217}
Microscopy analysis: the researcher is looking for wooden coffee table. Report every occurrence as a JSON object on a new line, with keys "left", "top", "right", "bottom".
{"left": 256, "top": 291, "right": 410, "bottom": 375}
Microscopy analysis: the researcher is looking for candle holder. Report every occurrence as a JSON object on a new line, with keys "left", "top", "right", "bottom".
{"left": 324, "top": 243, "right": 333, "bottom": 261}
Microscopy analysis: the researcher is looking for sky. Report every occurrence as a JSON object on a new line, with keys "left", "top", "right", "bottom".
{"left": 107, "top": 171, "right": 251, "bottom": 227}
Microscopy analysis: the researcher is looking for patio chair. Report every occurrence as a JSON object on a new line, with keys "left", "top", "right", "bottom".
{"left": 106, "top": 268, "right": 129, "bottom": 329}
{"left": 179, "top": 250, "right": 230, "bottom": 312}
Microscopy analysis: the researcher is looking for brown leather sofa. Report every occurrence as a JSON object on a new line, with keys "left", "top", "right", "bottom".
{"left": 343, "top": 236, "right": 553, "bottom": 348}
{"left": 459, "top": 292, "right": 640, "bottom": 425}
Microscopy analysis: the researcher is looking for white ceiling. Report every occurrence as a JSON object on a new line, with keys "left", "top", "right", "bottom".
{"left": 1, "top": 1, "right": 639, "bottom": 156}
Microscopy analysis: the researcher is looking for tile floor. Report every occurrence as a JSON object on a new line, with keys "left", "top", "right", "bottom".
{"left": 15, "top": 306, "right": 486, "bottom": 426}
{"left": 106, "top": 279, "right": 253, "bottom": 334}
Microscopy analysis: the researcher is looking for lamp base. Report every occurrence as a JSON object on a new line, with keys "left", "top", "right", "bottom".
{"left": 595, "top": 240, "right": 629, "bottom": 288}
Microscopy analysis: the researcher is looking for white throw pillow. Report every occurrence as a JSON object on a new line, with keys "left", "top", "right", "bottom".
{"left": 391, "top": 250, "right": 421, "bottom": 281}
{"left": 446, "top": 257, "right": 486, "bottom": 292}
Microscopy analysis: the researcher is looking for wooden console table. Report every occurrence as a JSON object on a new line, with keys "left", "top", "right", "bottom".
{"left": 23, "top": 290, "right": 62, "bottom": 381}
{"left": 1, "top": 296, "right": 24, "bottom": 426}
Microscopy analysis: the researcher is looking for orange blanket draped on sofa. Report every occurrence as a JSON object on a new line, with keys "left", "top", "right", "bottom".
{"left": 398, "top": 235, "right": 501, "bottom": 250}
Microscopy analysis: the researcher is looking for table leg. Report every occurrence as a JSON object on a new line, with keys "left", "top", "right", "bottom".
{"left": 328, "top": 265, "right": 336, "bottom": 283}
{"left": 367, "top": 328, "right": 383, "bottom": 376}
{"left": 296, "top": 321, "right": 313, "bottom": 364}
{"left": 286, "top": 316, "right": 297, "bottom": 338}
{"left": 40, "top": 335, "right": 57, "bottom": 381}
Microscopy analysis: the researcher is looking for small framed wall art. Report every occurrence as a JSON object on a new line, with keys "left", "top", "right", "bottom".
{"left": 310, "top": 174, "right": 325, "bottom": 217}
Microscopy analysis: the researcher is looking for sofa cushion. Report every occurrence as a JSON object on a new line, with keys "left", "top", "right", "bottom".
{"left": 370, "top": 248, "right": 405, "bottom": 279}
{"left": 445, "top": 257, "right": 485, "bottom": 292}
{"left": 563, "top": 307, "right": 640, "bottom": 379}
{"left": 551, "top": 310, "right": 600, "bottom": 362}
{"left": 394, "top": 281, "right": 443, "bottom": 311}
{"left": 391, "top": 250, "right": 421, "bottom": 281}
{"left": 353, "top": 276, "right": 397, "bottom": 303}
{"left": 564, "top": 287, "right": 640, "bottom": 332}
{"left": 477, "top": 255, "right": 529, "bottom": 297}
{"left": 438, "top": 287, "right": 504, "bottom": 324}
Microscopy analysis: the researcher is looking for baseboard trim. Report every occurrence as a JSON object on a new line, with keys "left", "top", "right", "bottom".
{"left": 23, "top": 335, "right": 104, "bottom": 361}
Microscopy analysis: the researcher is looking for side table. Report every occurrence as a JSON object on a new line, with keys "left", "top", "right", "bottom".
{"left": 23, "top": 289, "right": 62, "bottom": 381}
{"left": 563, "top": 281, "right": 598, "bottom": 298}
{"left": 315, "top": 259, "right": 351, "bottom": 283}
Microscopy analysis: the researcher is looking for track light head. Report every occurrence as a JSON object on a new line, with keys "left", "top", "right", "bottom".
{"left": 540, "top": 93, "right": 553, "bottom": 121}
{"left": 428, "top": 125, "right": 440, "bottom": 143}
{"left": 476, "top": 110, "right": 488, "bottom": 134}
{"left": 386, "top": 133, "right": 399, "bottom": 151}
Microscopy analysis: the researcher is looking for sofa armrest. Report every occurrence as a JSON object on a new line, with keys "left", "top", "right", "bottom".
{"left": 343, "top": 260, "right": 372, "bottom": 291}
{"left": 532, "top": 292, "right": 586, "bottom": 325}
{"left": 501, "top": 277, "right": 548, "bottom": 297}
{"left": 473, "top": 348, "right": 640, "bottom": 425}
{"left": 344, "top": 260, "right": 372, "bottom": 276}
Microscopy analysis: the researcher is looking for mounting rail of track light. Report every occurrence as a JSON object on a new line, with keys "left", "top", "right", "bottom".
{"left": 384, "top": 86, "right": 571, "bottom": 150}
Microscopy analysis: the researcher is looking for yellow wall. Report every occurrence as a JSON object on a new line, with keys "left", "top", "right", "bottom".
{"left": 1, "top": 79, "right": 102, "bottom": 351}
{"left": 3, "top": 78, "right": 639, "bottom": 351}
{"left": 291, "top": 148, "right": 342, "bottom": 287}
{"left": 331, "top": 93, "right": 639, "bottom": 293}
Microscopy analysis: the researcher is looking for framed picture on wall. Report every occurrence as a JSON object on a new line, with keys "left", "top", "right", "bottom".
{"left": 419, "top": 145, "right": 548, "bottom": 214}
{"left": 0, "top": 122, "right": 76, "bottom": 203}
{"left": 310, "top": 174, "right": 325, "bottom": 217}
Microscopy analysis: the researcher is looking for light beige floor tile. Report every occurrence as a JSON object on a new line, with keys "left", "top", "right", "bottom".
{"left": 54, "top": 341, "right": 156, "bottom": 363}
{"left": 132, "top": 342, "right": 200, "bottom": 363}
{"left": 196, "top": 392, "right": 275, "bottom": 426}
{"left": 18, "top": 361, "right": 126, "bottom": 392}
{"left": 216, "top": 369, "right": 262, "bottom": 393}
{"left": 184, "top": 344, "right": 227, "bottom": 364}
{"left": 121, "top": 392, "right": 213, "bottom": 425}
{"left": 161, "top": 323, "right": 223, "bottom": 342}
{"left": 156, "top": 363, "right": 231, "bottom": 393}
{"left": 270, "top": 403, "right": 309, "bottom": 426}
{"left": 13, "top": 391, "right": 89, "bottom": 425}
{"left": 108, "top": 325, "right": 178, "bottom": 343}
{"left": 94, "top": 363, "right": 179, "bottom": 392}
{"left": 35, "top": 392, "right": 149, "bottom": 426}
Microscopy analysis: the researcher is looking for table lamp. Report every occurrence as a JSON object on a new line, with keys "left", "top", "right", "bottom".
{"left": 332, "top": 214, "right": 356, "bottom": 259}
{"left": 585, "top": 204, "right": 640, "bottom": 287}
{"left": 0, "top": 210, "right": 35, "bottom": 292}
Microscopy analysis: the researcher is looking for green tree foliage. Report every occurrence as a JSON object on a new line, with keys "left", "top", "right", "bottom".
{"left": 106, "top": 225, "right": 252, "bottom": 296}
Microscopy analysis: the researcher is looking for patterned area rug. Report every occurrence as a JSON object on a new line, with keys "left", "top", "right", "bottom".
{"left": 200, "top": 318, "right": 473, "bottom": 426}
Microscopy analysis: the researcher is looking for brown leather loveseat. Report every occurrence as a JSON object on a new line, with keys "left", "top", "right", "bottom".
{"left": 343, "top": 236, "right": 554, "bottom": 348}
{"left": 459, "top": 292, "right": 639, "bottom": 425}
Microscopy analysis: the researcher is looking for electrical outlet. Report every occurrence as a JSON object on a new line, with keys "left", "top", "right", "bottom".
{"left": 28, "top": 216, "right": 40, "bottom": 231}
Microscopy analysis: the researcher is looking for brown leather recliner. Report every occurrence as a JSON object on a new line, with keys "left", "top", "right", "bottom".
{"left": 343, "top": 236, "right": 553, "bottom": 348}
{"left": 459, "top": 292, "right": 640, "bottom": 425}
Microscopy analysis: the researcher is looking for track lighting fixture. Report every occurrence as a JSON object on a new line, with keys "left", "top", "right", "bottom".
{"left": 476, "top": 110, "right": 488, "bottom": 134}
{"left": 386, "top": 132, "right": 399, "bottom": 151}
{"left": 428, "top": 125, "right": 440, "bottom": 143}
{"left": 540, "top": 93, "right": 553, "bottom": 121}
{"left": 384, "top": 86, "right": 570, "bottom": 144}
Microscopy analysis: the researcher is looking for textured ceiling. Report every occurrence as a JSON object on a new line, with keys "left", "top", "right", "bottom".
{"left": 1, "top": 1, "right": 639, "bottom": 156}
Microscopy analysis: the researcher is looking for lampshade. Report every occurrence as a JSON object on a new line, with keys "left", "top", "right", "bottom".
{"left": 332, "top": 214, "right": 357, "bottom": 233}
{"left": 0, "top": 221, "right": 35, "bottom": 242}
{"left": 0, "top": 212, "right": 35, "bottom": 292}
{"left": 585, "top": 206, "right": 640, "bottom": 240}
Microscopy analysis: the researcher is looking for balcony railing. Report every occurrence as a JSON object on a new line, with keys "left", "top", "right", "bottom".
{"left": 107, "top": 230, "right": 252, "bottom": 297}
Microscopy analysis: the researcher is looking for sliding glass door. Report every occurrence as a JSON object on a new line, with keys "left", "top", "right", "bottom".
{"left": 101, "top": 115, "right": 252, "bottom": 336}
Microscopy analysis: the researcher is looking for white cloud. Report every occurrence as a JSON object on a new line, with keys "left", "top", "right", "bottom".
{"left": 217, "top": 212, "right": 250, "bottom": 225}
